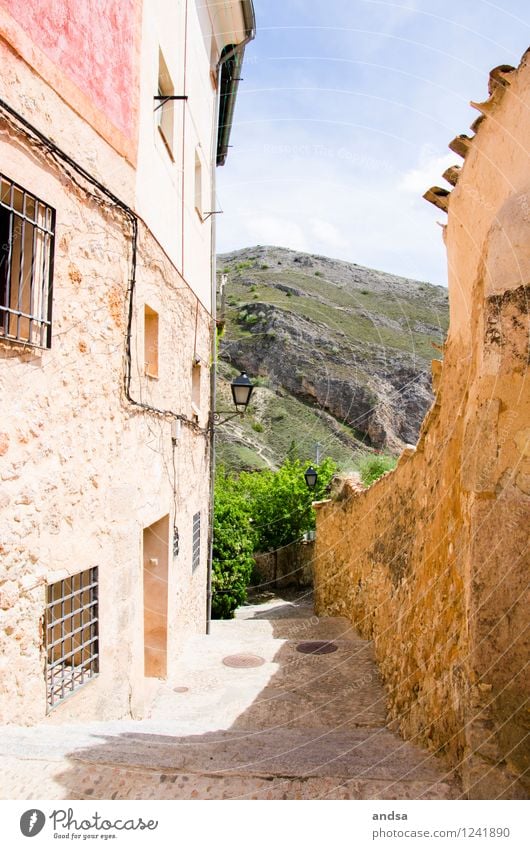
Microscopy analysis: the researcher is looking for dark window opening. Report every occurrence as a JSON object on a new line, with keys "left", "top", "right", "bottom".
{"left": 0, "top": 173, "right": 55, "bottom": 348}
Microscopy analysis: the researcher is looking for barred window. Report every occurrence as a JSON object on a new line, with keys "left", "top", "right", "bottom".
{"left": 0, "top": 174, "right": 55, "bottom": 348}
{"left": 45, "top": 567, "right": 99, "bottom": 711}
{"left": 192, "top": 511, "right": 201, "bottom": 572}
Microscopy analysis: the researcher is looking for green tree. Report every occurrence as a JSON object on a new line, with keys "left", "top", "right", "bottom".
{"left": 211, "top": 458, "right": 336, "bottom": 618}
{"left": 212, "top": 469, "right": 256, "bottom": 619}
{"left": 239, "top": 457, "right": 336, "bottom": 553}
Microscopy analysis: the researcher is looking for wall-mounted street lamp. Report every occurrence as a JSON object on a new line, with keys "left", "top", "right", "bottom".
{"left": 214, "top": 372, "right": 255, "bottom": 425}
{"left": 304, "top": 465, "right": 318, "bottom": 490}
{"left": 231, "top": 372, "right": 254, "bottom": 411}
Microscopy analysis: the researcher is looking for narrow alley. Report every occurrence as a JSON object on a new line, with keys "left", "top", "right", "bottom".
{"left": 1, "top": 593, "right": 458, "bottom": 800}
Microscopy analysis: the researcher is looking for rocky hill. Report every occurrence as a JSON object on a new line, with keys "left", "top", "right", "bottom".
{"left": 216, "top": 246, "right": 449, "bottom": 471}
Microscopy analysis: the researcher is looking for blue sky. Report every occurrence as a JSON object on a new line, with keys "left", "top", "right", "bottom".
{"left": 216, "top": 0, "right": 530, "bottom": 284}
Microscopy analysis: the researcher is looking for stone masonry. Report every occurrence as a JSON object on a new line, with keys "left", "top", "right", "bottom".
{"left": 0, "top": 110, "right": 212, "bottom": 724}
{"left": 314, "top": 52, "right": 530, "bottom": 799}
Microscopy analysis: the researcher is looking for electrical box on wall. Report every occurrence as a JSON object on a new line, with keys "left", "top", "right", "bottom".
{"left": 171, "top": 419, "right": 181, "bottom": 443}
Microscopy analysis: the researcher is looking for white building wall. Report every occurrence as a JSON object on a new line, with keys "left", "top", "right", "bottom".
{"left": 136, "top": 0, "right": 221, "bottom": 310}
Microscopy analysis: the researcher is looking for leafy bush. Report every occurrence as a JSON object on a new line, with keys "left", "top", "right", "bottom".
{"left": 251, "top": 421, "right": 264, "bottom": 432}
{"left": 359, "top": 454, "right": 397, "bottom": 487}
{"left": 212, "top": 470, "right": 256, "bottom": 619}
{"left": 238, "top": 457, "right": 336, "bottom": 553}
{"left": 315, "top": 271, "right": 323, "bottom": 277}
{"left": 236, "top": 260, "right": 253, "bottom": 271}
{"left": 212, "top": 458, "right": 336, "bottom": 617}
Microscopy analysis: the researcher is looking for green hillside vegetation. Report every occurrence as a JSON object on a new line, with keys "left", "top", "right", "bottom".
{"left": 216, "top": 360, "right": 364, "bottom": 472}
{"left": 216, "top": 246, "right": 449, "bottom": 472}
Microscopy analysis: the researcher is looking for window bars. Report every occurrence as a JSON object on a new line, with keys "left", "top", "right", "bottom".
{"left": 192, "top": 511, "right": 201, "bottom": 572}
{"left": 0, "top": 173, "right": 55, "bottom": 348}
{"left": 45, "top": 567, "right": 99, "bottom": 711}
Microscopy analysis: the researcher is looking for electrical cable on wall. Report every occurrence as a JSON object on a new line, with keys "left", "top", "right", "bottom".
{"left": 0, "top": 96, "right": 209, "bottom": 435}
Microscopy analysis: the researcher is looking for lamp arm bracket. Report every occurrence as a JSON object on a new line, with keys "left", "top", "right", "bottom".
{"left": 212, "top": 410, "right": 243, "bottom": 426}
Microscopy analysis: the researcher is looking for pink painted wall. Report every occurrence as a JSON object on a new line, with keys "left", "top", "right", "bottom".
{"left": 1, "top": 0, "right": 137, "bottom": 138}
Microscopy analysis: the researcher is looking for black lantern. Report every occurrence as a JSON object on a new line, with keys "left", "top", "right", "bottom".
{"left": 304, "top": 465, "right": 318, "bottom": 490}
{"left": 231, "top": 372, "right": 254, "bottom": 412}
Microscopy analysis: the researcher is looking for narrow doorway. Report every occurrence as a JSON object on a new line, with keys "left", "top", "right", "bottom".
{"left": 143, "top": 515, "right": 169, "bottom": 678}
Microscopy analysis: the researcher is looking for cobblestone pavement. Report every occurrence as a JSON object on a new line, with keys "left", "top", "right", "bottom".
{"left": 1, "top": 592, "right": 459, "bottom": 799}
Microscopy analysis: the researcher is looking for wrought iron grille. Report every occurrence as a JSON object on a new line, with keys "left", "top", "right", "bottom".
{"left": 0, "top": 173, "right": 55, "bottom": 348}
{"left": 192, "top": 511, "right": 201, "bottom": 571}
{"left": 45, "top": 567, "right": 99, "bottom": 711}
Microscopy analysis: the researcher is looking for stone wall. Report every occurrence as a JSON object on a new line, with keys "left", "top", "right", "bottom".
{"left": 0, "top": 103, "right": 212, "bottom": 725}
{"left": 314, "top": 53, "right": 530, "bottom": 799}
{"left": 252, "top": 540, "right": 315, "bottom": 591}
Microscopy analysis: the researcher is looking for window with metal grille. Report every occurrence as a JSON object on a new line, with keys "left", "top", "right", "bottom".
{"left": 45, "top": 567, "right": 99, "bottom": 711}
{"left": 0, "top": 174, "right": 55, "bottom": 348}
{"left": 192, "top": 511, "right": 201, "bottom": 572}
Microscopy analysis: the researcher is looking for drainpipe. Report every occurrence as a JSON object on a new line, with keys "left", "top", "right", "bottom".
{"left": 205, "top": 2, "right": 256, "bottom": 634}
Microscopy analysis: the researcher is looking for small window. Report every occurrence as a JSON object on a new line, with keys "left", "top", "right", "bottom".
{"left": 192, "top": 361, "right": 201, "bottom": 413}
{"left": 157, "top": 49, "right": 175, "bottom": 158}
{"left": 194, "top": 150, "right": 203, "bottom": 218}
{"left": 45, "top": 567, "right": 99, "bottom": 711}
{"left": 0, "top": 174, "right": 55, "bottom": 348}
{"left": 144, "top": 304, "right": 159, "bottom": 378}
{"left": 192, "top": 512, "right": 201, "bottom": 572}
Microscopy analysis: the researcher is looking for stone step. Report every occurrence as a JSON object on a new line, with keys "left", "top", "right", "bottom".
{"left": 2, "top": 755, "right": 457, "bottom": 800}
{"left": 212, "top": 615, "right": 362, "bottom": 641}
{"left": 235, "top": 597, "right": 314, "bottom": 621}
{"left": 0, "top": 725, "right": 455, "bottom": 784}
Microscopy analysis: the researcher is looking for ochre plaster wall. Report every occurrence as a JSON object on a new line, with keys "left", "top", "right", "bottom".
{"left": 314, "top": 54, "right": 530, "bottom": 800}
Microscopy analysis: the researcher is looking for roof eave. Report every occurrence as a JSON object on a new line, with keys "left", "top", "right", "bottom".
{"left": 216, "top": 1, "right": 256, "bottom": 167}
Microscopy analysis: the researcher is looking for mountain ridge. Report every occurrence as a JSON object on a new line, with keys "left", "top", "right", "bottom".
{"left": 216, "top": 245, "right": 449, "bottom": 471}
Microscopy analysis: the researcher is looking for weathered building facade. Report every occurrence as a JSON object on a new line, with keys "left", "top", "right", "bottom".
{"left": 0, "top": 0, "right": 255, "bottom": 724}
{"left": 314, "top": 52, "right": 529, "bottom": 799}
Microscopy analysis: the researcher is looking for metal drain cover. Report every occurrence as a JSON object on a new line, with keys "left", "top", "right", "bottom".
{"left": 173, "top": 686, "right": 189, "bottom": 693}
{"left": 222, "top": 654, "right": 265, "bottom": 668}
{"left": 296, "top": 641, "right": 338, "bottom": 655}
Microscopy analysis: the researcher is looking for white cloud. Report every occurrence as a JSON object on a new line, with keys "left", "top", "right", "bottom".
{"left": 309, "top": 218, "right": 347, "bottom": 249}
{"left": 242, "top": 215, "right": 309, "bottom": 252}
{"left": 399, "top": 147, "right": 458, "bottom": 194}
{"left": 217, "top": 134, "right": 450, "bottom": 284}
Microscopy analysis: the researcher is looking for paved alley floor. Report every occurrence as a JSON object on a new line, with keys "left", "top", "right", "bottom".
{"left": 1, "top": 592, "right": 459, "bottom": 799}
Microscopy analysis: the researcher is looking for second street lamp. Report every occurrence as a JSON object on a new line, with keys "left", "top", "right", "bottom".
{"left": 304, "top": 465, "right": 318, "bottom": 490}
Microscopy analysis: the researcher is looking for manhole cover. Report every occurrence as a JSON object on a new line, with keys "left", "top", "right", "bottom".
{"left": 222, "top": 654, "right": 265, "bottom": 668}
{"left": 296, "top": 641, "right": 338, "bottom": 655}
{"left": 173, "top": 686, "right": 189, "bottom": 693}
